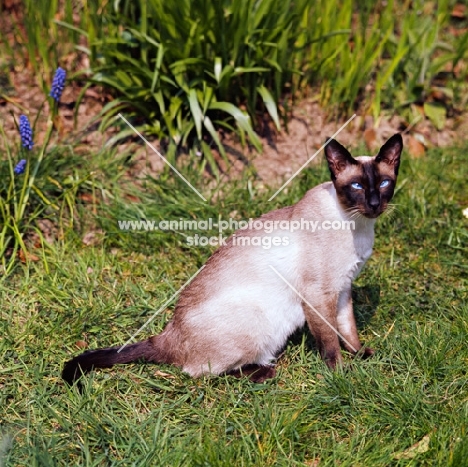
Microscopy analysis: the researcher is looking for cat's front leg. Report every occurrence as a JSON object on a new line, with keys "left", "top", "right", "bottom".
{"left": 302, "top": 292, "right": 343, "bottom": 369}
{"left": 337, "top": 288, "right": 374, "bottom": 359}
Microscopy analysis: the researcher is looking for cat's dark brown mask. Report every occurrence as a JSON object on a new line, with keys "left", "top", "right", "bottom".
{"left": 324, "top": 133, "right": 403, "bottom": 219}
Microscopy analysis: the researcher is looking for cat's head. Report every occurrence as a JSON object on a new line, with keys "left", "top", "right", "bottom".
{"left": 324, "top": 133, "right": 403, "bottom": 219}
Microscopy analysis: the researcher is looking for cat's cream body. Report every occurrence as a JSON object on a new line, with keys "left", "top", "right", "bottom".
{"left": 62, "top": 135, "right": 403, "bottom": 386}
{"left": 177, "top": 180, "right": 376, "bottom": 377}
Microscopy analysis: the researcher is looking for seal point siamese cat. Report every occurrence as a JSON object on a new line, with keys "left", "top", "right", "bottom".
{"left": 63, "top": 133, "right": 403, "bottom": 386}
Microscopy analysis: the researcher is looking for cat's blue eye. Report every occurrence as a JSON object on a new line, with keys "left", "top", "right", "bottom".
{"left": 380, "top": 180, "right": 390, "bottom": 188}
{"left": 351, "top": 182, "right": 363, "bottom": 190}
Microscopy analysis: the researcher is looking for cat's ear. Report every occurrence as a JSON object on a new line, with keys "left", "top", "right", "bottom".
{"left": 324, "top": 137, "right": 357, "bottom": 180}
{"left": 375, "top": 133, "right": 403, "bottom": 174}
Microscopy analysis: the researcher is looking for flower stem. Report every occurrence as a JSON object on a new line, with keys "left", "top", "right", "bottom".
{"left": 16, "top": 116, "right": 54, "bottom": 223}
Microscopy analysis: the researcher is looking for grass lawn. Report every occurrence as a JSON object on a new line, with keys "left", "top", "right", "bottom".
{"left": 1, "top": 142, "right": 467, "bottom": 466}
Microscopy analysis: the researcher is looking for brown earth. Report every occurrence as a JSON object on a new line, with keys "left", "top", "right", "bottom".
{"left": 1, "top": 77, "right": 466, "bottom": 187}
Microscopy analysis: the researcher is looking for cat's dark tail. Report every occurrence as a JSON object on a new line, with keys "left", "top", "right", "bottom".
{"left": 62, "top": 334, "right": 175, "bottom": 387}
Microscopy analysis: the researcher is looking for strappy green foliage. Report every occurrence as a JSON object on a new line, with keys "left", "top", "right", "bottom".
{"left": 2, "top": 0, "right": 467, "bottom": 175}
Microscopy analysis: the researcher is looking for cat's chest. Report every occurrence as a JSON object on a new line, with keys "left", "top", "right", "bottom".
{"left": 354, "top": 232, "right": 374, "bottom": 260}
{"left": 347, "top": 229, "right": 375, "bottom": 279}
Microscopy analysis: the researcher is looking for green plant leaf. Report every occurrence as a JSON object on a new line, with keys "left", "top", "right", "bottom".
{"left": 214, "top": 57, "right": 222, "bottom": 83}
{"left": 203, "top": 115, "right": 227, "bottom": 162}
{"left": 424, "top": 102, "right": 446, "bottom": 130}
{"left": 188, "top": 89, "right": 204, "bottom": 139}
{"left": 257, "top": 85, "right": 280, "bottom": 130}
{"left": 209, "top": 102, "right": 262, "bottom": 152}
{"left": 201, "top": 141, "right": 219, "bottom": 180}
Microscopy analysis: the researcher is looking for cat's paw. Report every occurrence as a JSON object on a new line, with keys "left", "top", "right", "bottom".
{"left": 323, "top": 349, "right": 344, "bottom": 370}
{"left": 227, "top": 364, "right": 276, "bottom": 383}
{"left": 355, "top": 347, "right": 375, "bottom": 359}
{"left": 249, "top": 365, "right": 276, "bottom": 383}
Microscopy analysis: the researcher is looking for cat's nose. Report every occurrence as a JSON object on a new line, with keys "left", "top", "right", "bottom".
{"left": 369, "top": 195, "right": 380, "bottom": 210}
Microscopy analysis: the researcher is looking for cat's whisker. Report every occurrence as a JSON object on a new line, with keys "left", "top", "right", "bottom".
{"left": 381, "top": 205, "right": 399, "bottom": 221}
{"left": 387, "top": 203, "right": 402, "bottom": 210}
{"left": 345, "top": 208, "right": 361, "bottom": 221}
{"left": 387, "top": 205, "right": 402, "bottom": 215}
{"left": 350, "top": 212, "right": 364, "bottom": 222}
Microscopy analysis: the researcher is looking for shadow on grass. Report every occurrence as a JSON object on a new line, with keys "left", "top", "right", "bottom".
{"left": 352, "top": 284, "right": 380, "bottom": 329}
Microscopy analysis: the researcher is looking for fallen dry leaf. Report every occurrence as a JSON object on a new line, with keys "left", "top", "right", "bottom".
{"left": 82, "top": 230, "right": 104, "bottom": 246}
{"left": 75, "top": 340, "right": 88, "bottom": 349}
{"left": 125, "top": 194, "right": 141, "bottom": 203}
{"left": 18, "top": 250, "right": 26, "bottom": 263}
{"left": 37, "top": 218, "right": 58, "bottom": 244}
{"left": 304, "top": 458, "right": 320, "bottom": 467}
{"left": 430, "top": 88, "right": 451, "bottom": 103}
{"left": 394, "top": 433, "right": 431, "bottom": 460}
{"left": 154, "top": 370, "right": 175, "bottom": 379}
{"left": 79, "top": 193, "right": 96, "bottom": 204}
{"left": 408, "top": 135, "right": 426, "bottom": 158}
{"left": 18, "top": 249, "right": 40, "bottom": 263}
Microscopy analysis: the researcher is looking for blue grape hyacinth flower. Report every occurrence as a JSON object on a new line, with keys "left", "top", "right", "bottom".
{"left": 14, "top": 159, "right": 27, "bottom": 175}
{"left": 50, "top": 67, "right": 67, "bottom": 102}
{"left": 19, "top": 115, "right": 34, "bottom": 150}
